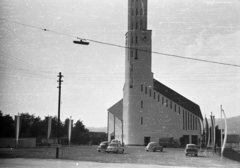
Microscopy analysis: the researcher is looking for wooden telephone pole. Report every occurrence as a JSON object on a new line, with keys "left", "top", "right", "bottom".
{"left": 56, "top": 72, "right": 63, "bottom": 159}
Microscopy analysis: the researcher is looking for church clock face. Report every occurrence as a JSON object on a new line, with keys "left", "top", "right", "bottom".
{"left": 140, "top": 31, "right": 150, "bottom": 42}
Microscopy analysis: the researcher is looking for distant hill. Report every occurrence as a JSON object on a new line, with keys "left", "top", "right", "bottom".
{"left": 87, "top": 127, "right": 107, "bottom": 133}
{"left": 208, "top": 115, "right": 240, "bottom": 134}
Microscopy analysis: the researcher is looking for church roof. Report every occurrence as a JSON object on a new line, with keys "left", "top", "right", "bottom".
{"left": 108, "top": 80, "right": 203, "bottom": 120}
{"left": 108, "top": 99, "right": 123, "bottom": 121}
{"left": 153, "top": 79, "right": 203, "bottom": 120}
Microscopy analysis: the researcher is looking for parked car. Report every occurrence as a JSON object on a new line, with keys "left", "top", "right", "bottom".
{"left": 185, "top": 144, "right": 198, "bottom": 156}
{"left": 145, "top": 142, "right": 163, "bottom": 152}
{"left": 97, "top": 141, "right": 109, "bottom": 152}
{"left": 159, "top": 137, "right": 179, "bottom": 148}
{"left": 106, "top": 142, "right": 124, "bottom": 154}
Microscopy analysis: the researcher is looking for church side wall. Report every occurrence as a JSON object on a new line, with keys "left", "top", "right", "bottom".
{"left": 108, "top": 112, "right": 115, "bottom": 141}
{"left": 115, "top": 117, "right": 123, "bottom": 144}
{"left": 124, "top": 83, "right": 201, "bottom": 146}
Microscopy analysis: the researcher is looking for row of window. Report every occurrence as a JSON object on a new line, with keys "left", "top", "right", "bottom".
{"left": 140, "top": 84, "right": 181, "bottom": 114}
{"left": 130, "top": 35, "right": 138, "bottom": 44}
{"left": 140, "top": 83, "right": 198, "bottom": 131}
{"left": 130, "top": 1, "right": 143, "bottom": 30}
{"left": 131, "top": 8, "right": 143, "bottom": 16}
{"left": 183, "top": 110, "right": 198, "bottom": 131}
{"left": 131, "top": 20, "right": 142, "bottom": 30}
{"left": 129, "top": 49, "right": 138, "bottom": 60}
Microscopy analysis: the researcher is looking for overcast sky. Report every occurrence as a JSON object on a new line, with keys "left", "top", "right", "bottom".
{"left": 0, "top": 0, "right": 240, "bottom": 128}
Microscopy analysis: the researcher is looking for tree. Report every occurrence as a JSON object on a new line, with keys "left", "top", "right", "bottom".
{"left": 50, "top": 116, "right": 64, "bottom": 138}
{"left": 0, "top": 111, "right": 14, "bottom": 138}
{"left": 0, "top": 111, "right": 90, "bottom": 145}
{"left": 72, "top": 120, "right": 89, "bottom": 144}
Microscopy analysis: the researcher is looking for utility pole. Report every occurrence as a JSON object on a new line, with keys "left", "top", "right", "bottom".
{"left": 56, "top": 72, "right": 63, "bottom": 159}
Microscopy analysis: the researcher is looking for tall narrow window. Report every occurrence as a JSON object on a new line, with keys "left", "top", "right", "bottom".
{"left": 193, "top": 115, "right": 195, "bottom": 130}
{"left": 193, "top": 116, "right": 195, "bottom": 130}
{"left": 135, "top": 50, "right": 138, "bottom": 59}
{"left": 130, "top": 78, "right": 133, "bottom": 88}
{"left": 141, "top": 101, "right": 143, "bottom": 108}
{"left": 190, "top": 114, "right": 192, "bottom": 130}
{"left": 131, "top": 50, "right": 134, "bottom": 58}
{"left": 131, "top": 36, "right": 133, "bottom": 44}
{"left": 132, "top": 8, "right": 134, "bottom": 16}
{"left": 196, "top": 117, "right": 198, "bottom": 130}
{"left": 136, "top": 8, "right": 138, "bottom": 15}
{"left": 188, "top": 112, "right": 190, "bottom": 130}
{"left": 183, "top": 110, "right": 185, "bottom": 130}
{"left": 158, "top": 95, "right": 160, "bottom": 102}
{"left": 140, "top": 19, "right": 142, "bottom": 29}
{"left": 162, "top": 97, "right": 164, "bottom": 104}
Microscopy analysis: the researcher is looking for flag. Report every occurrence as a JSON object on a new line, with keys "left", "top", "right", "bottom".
{"left": 205, "top": 117, "right": 209, "bottom": 147}
{"left": 199, "top": 118, "right": 203, "bottom": 135}
{"left": 45, "top": 116, "right": 52, "bottom": 139}
{"left": 213, "top": 116, "right": 216, "bottom": 150}
{"left": 68, "top": 118, "right": 73, "bottom": 146}
{"left": 15, "top": 115, "right": 21, "bottom": 147}
{"left": 210, "top": 115, "right": 215, "bottom": 147}
{"left": 221, "top": 110, "right": 227, "bottom": 156}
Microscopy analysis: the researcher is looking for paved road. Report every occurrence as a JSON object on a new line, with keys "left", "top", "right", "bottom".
{"left": 0, "top": 158, "right": 189, "bottom": 168}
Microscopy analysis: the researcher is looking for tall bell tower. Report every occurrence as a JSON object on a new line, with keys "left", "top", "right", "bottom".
{"left": 123, "top": 0, "right": 153, "bottom": 145}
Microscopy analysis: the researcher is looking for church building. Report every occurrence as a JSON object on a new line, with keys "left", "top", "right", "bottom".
{"left": 107, "top": 0, "right": 203, "bottom": 146}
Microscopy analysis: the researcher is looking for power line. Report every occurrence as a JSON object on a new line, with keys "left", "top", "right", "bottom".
{"left": 0, "top": 17, "right": 240, "bottom": 68}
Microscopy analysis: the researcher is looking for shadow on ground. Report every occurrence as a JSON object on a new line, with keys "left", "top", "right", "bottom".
{"left": 223, "top": 148, "right": 240, "bottom": 162}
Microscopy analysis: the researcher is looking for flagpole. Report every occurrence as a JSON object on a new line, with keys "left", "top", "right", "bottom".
{"left": 207, "top": 116, "right": 210, "bottom": 148}
{"left": 47, "top": 115, "right": 49, "bottom": 146}
{"left": 220, "top": 105, "right": 222, "bottom": 152}
{"left": 221, "top": 109, "right": 227, "bottom": 161}
{"left": 213, "top": 115, "right": 216, "bottom": 152}
{"left": 69, "top": 116, "right": 71, "bottom": 147}
{"left": 205, "top": 114, "right": 207, "bottom": 148}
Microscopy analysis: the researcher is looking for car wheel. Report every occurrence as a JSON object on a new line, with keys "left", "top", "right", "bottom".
{"left": 195, "top": 154, "right": 198, "bottom": 157}
{"left": 107, "top": 152, "right": 109, "bottom": 153}
{"left": 160, "top": 149, "right": 163, "bottom": 152}
{"left": 98, "top": 150, "right": 100, "bottom": 152}
{"left": 185, "top": 153, "right": 188, "bottom": 156}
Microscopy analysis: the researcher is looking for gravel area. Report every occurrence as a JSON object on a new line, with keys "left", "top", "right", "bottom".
{"left": 0, "top": 146, "right": 239, "bottom": 167}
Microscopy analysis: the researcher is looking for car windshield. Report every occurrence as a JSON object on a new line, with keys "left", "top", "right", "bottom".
{"left": 100, "top": 142, "right": 108, "bottom": 145}
{"left": 109, "top": 143, "right": 118, "bottom": 147}
{"left": 187, "top": 145, "right": 196, "bottom": 149}
{"left": 149, "top": 142, "right": 156, "bottom": 145}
